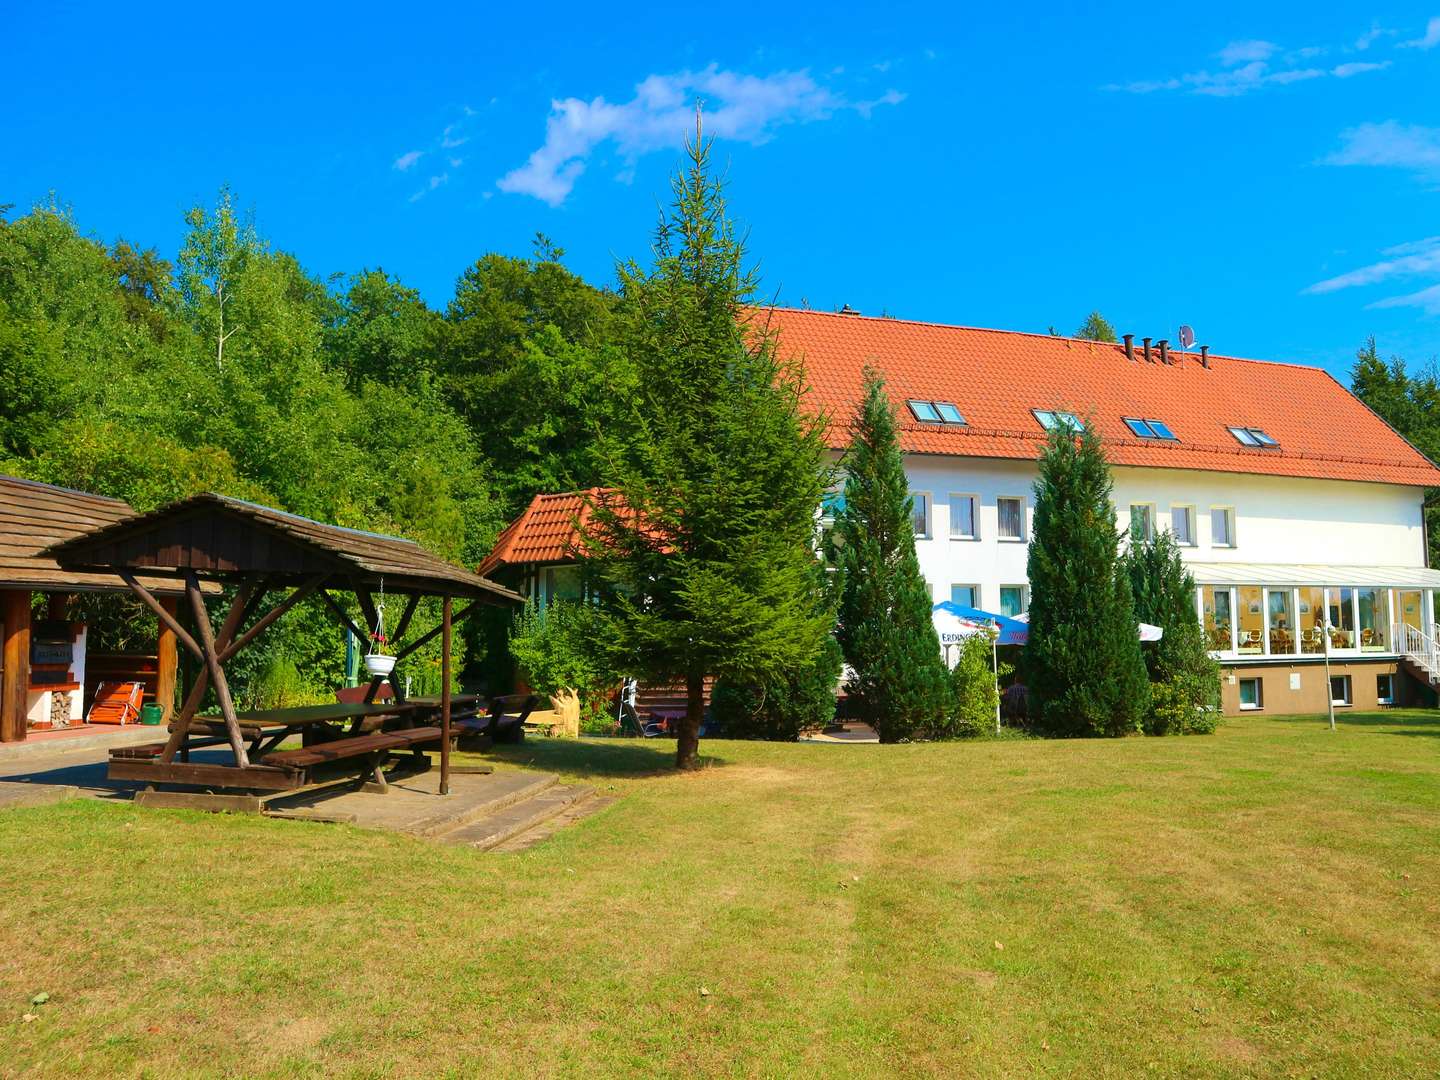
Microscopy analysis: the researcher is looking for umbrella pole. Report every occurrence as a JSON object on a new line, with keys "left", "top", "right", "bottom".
{"left": 993, "top": 632, "right": 1001, "bottom": 735}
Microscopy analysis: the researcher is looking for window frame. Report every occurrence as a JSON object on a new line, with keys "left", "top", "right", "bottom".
{"left": 1129, "top": 502, "right": 1157, "bottom": 543}
{"left": 1146, "top": 418, "right": 1178, "bottom": 440}
{"left": 1033, "top": 409, "right": 1084, "bottom": 433}
{"left": 950, "top": 584, "right": 980, "bottom": 608}
{"left": 1210, "top": 506, "right": 1236, "bottom": 548}
{"left": 1171, "top": 504, "right": 1196, "bottom": 546}
{"left": 1330, "top": 674, "right": 1353, "bottom": 707}
{"left": 998, "top": 584, "right": 1028, "bottom": 618}
{"left": 1238, "top": 677, "right": 1263, "bottom": 711}
{"left": 1376, "top": 673, "right": 1395, "bottom": 706}
{"left": 908, "top": 400, "right": 942, "bottom": 423}
{"left": 910, "top": 491, "right": 932, "bottom": 539}
{"left": 948, "top": 493, "right": 978, "bottom": 541}
{"left": 1229, "top": 425, "right": 1279, "bottom": 448}
{"left": 934, "top": 402, "right": 966, "bottom": 425}
{"left": 996, "top": 495, "right": 1027, "bottom": 542}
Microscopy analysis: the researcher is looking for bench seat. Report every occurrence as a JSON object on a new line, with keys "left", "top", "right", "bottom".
{"left": 262, "top": 726, "right": 442, "bottom": 769}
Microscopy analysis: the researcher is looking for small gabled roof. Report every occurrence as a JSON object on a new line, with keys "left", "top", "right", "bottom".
{"left": 0, "top": 473, "right": 198, "bottom": 594}
{"left": 479, "top": 489, "right": 609, "bottom": 577}
{"left": 47, "top": 492, "right": 522, "bottom": 603}
{"left": 757, "top": 307, "right": 1440, "bottom": 488}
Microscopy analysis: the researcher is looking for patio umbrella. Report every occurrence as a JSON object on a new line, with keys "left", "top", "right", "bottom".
{"left": 933, "top": 602, "right": 1020, "bottom": 734}
{"left": 934, "top": 602, "right": 1029, "bottom": 645}
{"left": 1011, "top": 611, "right": 1164, "bottom": 642}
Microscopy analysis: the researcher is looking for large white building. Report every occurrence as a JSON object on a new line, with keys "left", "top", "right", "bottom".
{"left": 764, "top": 306, "right": 1440, "bottom": 716}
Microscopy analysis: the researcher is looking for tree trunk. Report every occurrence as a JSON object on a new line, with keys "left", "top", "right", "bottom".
{"left": 676, "top": 666, "right": 705, "bottom": 770}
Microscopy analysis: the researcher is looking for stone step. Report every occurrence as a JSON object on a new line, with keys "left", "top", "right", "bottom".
{"left": 0, "top": 783, "right": 80, "bottom": 810}
{"left": 403, "top": 771, "right": 559, "bottom": 838}
{"left": 437, "top": 784, "right": 595, "bottom": 851}
{"left": 488, "top": 794, "right": 617, "bottom": 853}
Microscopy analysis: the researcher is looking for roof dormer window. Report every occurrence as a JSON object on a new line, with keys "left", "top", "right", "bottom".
{"left": 1034, "top": 409, "right": 1084, "bottom": 432}
{"left": 908, "top": 400, "right": 966, "bottom": 425}
{"left": 1124, "top": 417, "right": 1178, "bottom": 441}
{"left": 1229, "top": 426, "right": 1278, "bottom": 448}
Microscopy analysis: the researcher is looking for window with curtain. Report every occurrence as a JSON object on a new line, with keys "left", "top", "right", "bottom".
{"left": 949, "top": 495, "right": 976, "bottom": 539}
{"left": 997, "top": 497, "right": 1024, "bottom": 540}
{"left": 910, "top": 493, "right": 929, "bottom": 538}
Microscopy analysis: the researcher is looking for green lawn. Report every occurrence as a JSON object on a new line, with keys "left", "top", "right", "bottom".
{"left": 2, "top": 712, "right": 1439, "bottom": 1078}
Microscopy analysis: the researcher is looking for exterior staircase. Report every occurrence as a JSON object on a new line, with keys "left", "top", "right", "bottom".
{"left": 416, "top": 771, "right": 612, "bottom": 853}
{"left": 1397, "top": 623, "right": 1440, "bottom": 687}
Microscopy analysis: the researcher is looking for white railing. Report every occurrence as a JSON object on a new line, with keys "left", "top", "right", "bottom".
{"left": 1397, "top": 622, "right": 1440, "bottom": 679}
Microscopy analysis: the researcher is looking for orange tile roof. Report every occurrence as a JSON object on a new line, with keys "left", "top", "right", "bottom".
{"left": 479, "top": 489, "right": 610, "bottom": 576}
{"left": 755, "top": 307, "right": 1440, "bottom": 488}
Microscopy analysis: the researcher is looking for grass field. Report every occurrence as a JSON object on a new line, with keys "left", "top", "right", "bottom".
{"left": 2, "top": 711, "right": 1438, "bottom": 1078}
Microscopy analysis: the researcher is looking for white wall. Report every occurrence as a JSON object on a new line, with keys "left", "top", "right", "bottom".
{"left": 901, "top": 455, "right": 1427, "bottom": 610}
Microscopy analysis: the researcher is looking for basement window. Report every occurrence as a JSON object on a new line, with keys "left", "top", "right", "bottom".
{"left": 1034, "top": 409, "right": 1084, "bottom": 433}
{"left": 1124, "top": 417, "right": 1178, "bottom": 440}
{"left": 1229, "top": 426, "right": 1279, "bottom": 448}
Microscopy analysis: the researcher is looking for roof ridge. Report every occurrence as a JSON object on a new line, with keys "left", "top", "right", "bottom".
{"left": 1, "top": 473, "right": 132, "bottom": 505}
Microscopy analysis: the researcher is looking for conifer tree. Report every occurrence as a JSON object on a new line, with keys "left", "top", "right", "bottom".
{"left": 1123, "top": 531, "right": 1220, "bottom": 734}
{"left": 1025, "top": 422, "right": 1150, "bottom": 736}
{"left": 582, "top": 114, "right": 833, "bottom": 770}
{"left": 833, "top": 369, "right": 951, "bottom": 741}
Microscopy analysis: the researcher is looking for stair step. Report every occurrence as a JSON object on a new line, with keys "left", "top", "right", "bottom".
{"left": 488, "top": 794, "right": 617, "bottom": 853}
{"left": 437, "top": 784, "right": 595, "bottom": 851}
{"left": 404, "top": 772, "right": 559, "bottom": 838}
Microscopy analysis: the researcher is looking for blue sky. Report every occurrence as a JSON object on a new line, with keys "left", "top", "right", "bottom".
{"left": 5, "top": 2, "right": 1439, "bottom": 375}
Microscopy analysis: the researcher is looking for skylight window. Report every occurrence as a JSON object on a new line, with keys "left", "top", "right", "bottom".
{"left": 1034, "top": 410, "right": 1084, "bottom": 432}
{"left": 908, "top": 400, "right": 966, "bottom": 425}
{"left": 1229, "top": 426, "right": 1278, "bottom": 448}
{"left": 1123, "top": 417, "right": 1178, "bottom": 441}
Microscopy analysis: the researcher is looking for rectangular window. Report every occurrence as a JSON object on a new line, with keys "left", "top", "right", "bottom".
{"left": 1229, "top": 426, "right": 1278, "bottom": 447}
{"left": 951, "top": 584, "right": 978, "bottom": 607}
{"left": 1033, "top": 409, "right": 1084, "bottom": 432}
{"left": 1129, "top": 504, "right": 1155, "bottom": 543}
{"left": 1147, "top": 419, "right": 1177, "bottom": 440}
{"left": 949, "top": 495, "right": 977, "bottom": 540}
{"left": 934, "top": 402, "right": 966, "bottom": 425}
{"left": 1237, "top": 586, "right": 1264, "bottom": 654}
{"left": 1357, "top": 587, "right": 1388, "bottom": 652}
{"left": 1330, "top": 674, "right": 1352, "bottom": 706}
{"left": 1267, "top": 588, "right": 1295, "bottom": 655}
{"left": 1171, "top": 505, "right": 1195, "bottom": 546}
{"left": 1211, "top": 507, "right": 1235, "bottom": 547}
{"left": 1202, "top": 586, "right": 1234, "bottom": 651}
{"left": 1123, "top": 417, "right": 1179, "bottom": 440}
{"left": 908, "top": 400, "right": 941, "bottom": 423}
{"left": 1298, "top": 586, "right": 1325, "bottom": 654}
{"left": 999, "top": 586, "right": 1027, "bottom": 618}
{"left": 1238, "top": 677, "right": 1263, "bottom": 710}
{"left": 910, "top": 492, "right": 930, "bottom": 538}
{"left": 997, "top": 497, "right": 1025, "bottom": 541}
{"left": 1377, "top": 673, "right": 1395, "bottom": 705}
{"left": 1328, "top": 587, "right": 1356, "bottom": 649}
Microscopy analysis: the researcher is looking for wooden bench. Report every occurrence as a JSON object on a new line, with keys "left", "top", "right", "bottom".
{"left": 485, "top": 694, "right": 543, "bottom": 745}
{"left": 262, "top": 726, "right": 442, "bottom": 769}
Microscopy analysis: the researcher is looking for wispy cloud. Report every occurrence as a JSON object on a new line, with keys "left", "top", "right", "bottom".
{"left": 1306, "top": 237, "right": 1440, "bottom": 314}
{"left": 408, "top": 172, "right": 450, "bottom": 203}
{"left": 1325, "top": 121, "right": 1440, "bottom": 180}
{"left": 393, "top": 150, "right": 423, "bottom": 172}
{"left": 497, "top": 64, "right": 904, "bottom": 206}
{"left": 1106, "top": 21, "right": 1421, "bottom": 96}
{"left": 1400, "top": 16, "right": 1440, "bottom": 49}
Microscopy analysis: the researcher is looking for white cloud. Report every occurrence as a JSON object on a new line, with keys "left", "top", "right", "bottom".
{"left": 1305, "top": 237, "right": 1440, "bottom": 294}
{"left": 1107, "top": 25, "right": 1405, "bottom": 96}
{"left": 1325, "top": 121, "right": 1440, "bottom": 179}
{"left": 1371, "top": 283, "right": 1440, "bottom": 313}
{"left": 393, "top": 150, "right": 423, "bottom": 171}
{"left": 1354, "top": 24, "right": 1394, "bottom": 50}
{"left": 1400, "top": 16, "right": 1440, "bottom": 49}
{"left": 497, "top": 64, "right": 903, "bottom": 205}
{"left": 1218, "top": 39, "right": 1279, "bottom": 65}
{"left": 408, "top": 173, "right": 450, "bottom": 203}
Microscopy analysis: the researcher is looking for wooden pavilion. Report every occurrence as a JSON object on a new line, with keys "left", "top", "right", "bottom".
{"left": 0, "top": 474, "right": 197, "bottom": 743}
{"left": 46, "top": 492, "right": 522, "bottom": 803}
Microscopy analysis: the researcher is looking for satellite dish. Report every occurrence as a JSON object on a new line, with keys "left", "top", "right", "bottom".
{"left": 1178, "top": 325, "right": 1196, "bottom": 349}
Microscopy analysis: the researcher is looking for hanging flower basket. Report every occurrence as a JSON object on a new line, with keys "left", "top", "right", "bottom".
{"left": 364, "top": 651, "right": 396, "bottom": 677}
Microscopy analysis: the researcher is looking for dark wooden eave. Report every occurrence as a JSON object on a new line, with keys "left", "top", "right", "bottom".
{"left": 0, "top": 473, "right": 202, "bottom": 595}
{"left": 45, "top": 492, "right": 523, "bottom": 603}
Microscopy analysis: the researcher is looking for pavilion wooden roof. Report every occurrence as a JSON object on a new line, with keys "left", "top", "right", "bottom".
{"left": 0, "top": 474, "right": 199, "bottom": 595}
{"left": 46, "top": 492, "right": 523, "bottom": 603}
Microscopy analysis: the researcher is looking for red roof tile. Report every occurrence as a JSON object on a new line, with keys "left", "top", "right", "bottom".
{"left": 479, "top": 489, "right": 609, "bottom": 576}
{"left": 755, "top": 307, "right": 1440, "bottom": 488}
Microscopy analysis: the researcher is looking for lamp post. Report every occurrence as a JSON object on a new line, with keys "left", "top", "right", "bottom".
{"left": 1322, "top": 617, "right": 1336, "bottom": 732}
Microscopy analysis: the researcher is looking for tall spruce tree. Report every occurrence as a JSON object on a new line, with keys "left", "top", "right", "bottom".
{"left": 1025, "top": 422, "right": 1150, "bottom": 736}
{"left": 833, "top": 369, "right": 951, "bottom": 741}
{"left": 582, "top": 116, "right": 833, "bottom": 770}
{"left": 1124, "top": 531, "right": 1221, "bottom": 734}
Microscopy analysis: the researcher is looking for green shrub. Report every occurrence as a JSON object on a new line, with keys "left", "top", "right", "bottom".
{"left": 711, "top": 634, "right": 843, "bottom": 740}
{"left": 935, "top": 634, "right": 1001, "bottom": 738}
{"left": 509, "top": 599, "right": 620, "bottom": 726}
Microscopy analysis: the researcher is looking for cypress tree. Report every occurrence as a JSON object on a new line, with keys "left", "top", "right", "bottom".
{"left": 834, "top": 369, "right": 951, "bottom": 741}
{"left": 582, "top": 115, "right": 833, "bottom": 770}
{"left": 1024, "top": 421, "right": 1150, "bottom": 736}
{"left": 1124, "top": 531, "right": 1221, "bottom": 734}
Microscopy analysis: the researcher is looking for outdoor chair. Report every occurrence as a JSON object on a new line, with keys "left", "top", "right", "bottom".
{"left": 86, "top": 681, "right": 145, "bottom": 725}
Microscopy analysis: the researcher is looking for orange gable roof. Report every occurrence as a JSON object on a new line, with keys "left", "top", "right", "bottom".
{"left": 479, "top": 488, "right": 621, "bottom": 576}
{"left": 757, "top": 307, "right": 1440, "bottom": 488}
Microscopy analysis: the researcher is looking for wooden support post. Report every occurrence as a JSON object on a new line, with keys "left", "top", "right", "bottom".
{"left": 163, "top": 582, "right": 257, "bottom": 762}
{"left": 185, "top": 572, "right": 249, "bottom": 768}
{"left": 1, "top": 590, "right": 31, "bottom": 743}
{"left": 441, "top": 594, "right": 452, "bottom": 796}
{"left": 46, "top": 594, "right": 70, "bottom": 621}
{"left": 156, "top": 596, "right": 179, "bottom": 724}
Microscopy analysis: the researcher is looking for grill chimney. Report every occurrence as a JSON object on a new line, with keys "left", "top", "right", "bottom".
{"left": 1142, "top": 336, "right": 1153, "bottom": 363}
{"left": 1199, "top": 345, "right": 1209, "bottom": 368}
{"left": 1123, "top": 333, "right": 1135, "bottom": 362}
{"left": 1158, "top": 339, "right": 1169, "bottom": 365}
